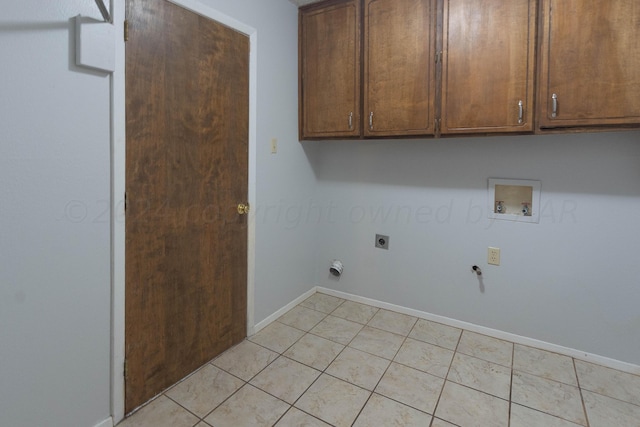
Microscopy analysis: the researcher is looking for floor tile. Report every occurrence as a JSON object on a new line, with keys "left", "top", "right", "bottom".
{"left": 367, "top": 308, "right": 417, "bottom": 336}
{"left": 456, "top": 331, "right": 513, "bottom": 367}
{"left": 249, "top": 321, "right": 305, "bottom": 353}
{"left": 513, "top": 344, "right": 578, "bottom": 386}
{"left": 117, "top": 297, "right": 640, "bottom": 427}
{"left": 510, "top": 403, "right": 584, "bottom": 427}
{"left": 212, "top": 340, "right": 278, "bottom": 381}
{"left": 295, "top": 374, "right": 371, "bottom": 427}
{"left": 309, "top": 315, "right": 363, "bottom": 345}
{"left": 430, "top": 419, "right": 458, "bottom": 427}
{"left": 331, "top": 300, "right": 379, "bottom": 324}
{"left": 408, "top": 319, "right": 462, "bottom": 350}
{"left": 394, "top": 337, "right": 454, "bottom": 378}
{"left": 575, "top": 359, "right": 640, "bottom": 406}
{"left": 511, "top": 371, "right": 587, "bottom": 426}
{"left": 326, "top": 347, "right": 390, "bottom": 391}
{"left": 204, "top": 384, "right": 289, "bottom": 427}
{"left": 300, "top": 293, "right": 344, "bottom": 314}
{"left": 165, "top": 364, "right": 244, "bottom": 418}
{"left": 348, "top": 325, "right": 405, "bottom": 359}
{"left": 250, "top": 356, "right": 321, "bottom": 404}
{"left": 447, "top": 352, "right": 511, "bottom": 399}
{"left": 274, "top": 407, "right": 332, "bottom": 427}
{"left": 117, "top": 395, "right": 199, "bottom": 427}
{"left": 375, "top": 362, "right": 444, "bottom": 414}
{"left": 277, "top": 306, "right": 327, "bottom": 331}
{"left": 283, "top": 333, "right": 344, "bottom": 370}
{"left": 353, "top": 393, "right": 432, "bottom": 427}
{"left": 435, "top": 381, "right": 509, "bottom": 427}
{"left": 582, "top": 389, "right": 640, "bottom": 427}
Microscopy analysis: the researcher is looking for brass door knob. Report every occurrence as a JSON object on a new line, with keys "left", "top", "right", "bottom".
{"left": 237, "top": 203, "right": 250, "bottom": 215}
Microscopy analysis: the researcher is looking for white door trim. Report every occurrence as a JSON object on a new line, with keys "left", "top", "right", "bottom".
{"left": 111, "top": 0, "right": 257, "bottom": 422}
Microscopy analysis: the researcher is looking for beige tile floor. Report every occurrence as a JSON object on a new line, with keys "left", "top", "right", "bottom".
{"left": 118, "top": 292, "right": 640, "bottom": 427}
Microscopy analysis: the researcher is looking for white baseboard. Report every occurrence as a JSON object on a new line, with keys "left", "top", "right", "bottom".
{"left": 248, "top": 286, "right": 640, "bottom": 375}
{"left": 248, "top": 286, "right": 318, "bottom": 336}
{"left": 315, "top": 287, "right": 640, "bottom": 375}
{"left": 94, "top": 417, "right": 113, "bottom": 427}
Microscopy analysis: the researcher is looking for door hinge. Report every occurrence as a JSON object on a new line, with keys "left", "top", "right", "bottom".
{"left": 124, "top": 19, "right": 129, "bottom": 42}
{"left": 124, "top": 191, "right": 127, "bottom": 213}
{"left": 124, "top": 358, "right": 128, "bottom": 379}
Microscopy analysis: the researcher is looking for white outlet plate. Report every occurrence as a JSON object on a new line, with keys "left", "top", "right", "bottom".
{"left": 488, "top": 247, "right": 500, "bottom": 265}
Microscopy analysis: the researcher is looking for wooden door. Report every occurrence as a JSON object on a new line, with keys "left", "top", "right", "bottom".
{"left": 364, "top": 0, "right": 436, "bottom": 137}
{"left": 538, "top": 0, "right": 640, "bottom": 128}
{"left": 299, "top": 0, "right": 361, "bottom": 139}
{"left": 125, "top": 0, "right": 249, "bottom": 413}
{"left": 441, "top": 0, "right": 536, "bottom": 134}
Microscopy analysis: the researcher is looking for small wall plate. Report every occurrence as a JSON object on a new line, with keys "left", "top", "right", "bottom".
{"left": 375, "top": 234, "right": 389, "bottom": 250}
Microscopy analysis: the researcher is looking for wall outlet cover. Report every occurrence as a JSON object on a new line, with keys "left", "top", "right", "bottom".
{"left": 375, "top": 234, "right": 389, "bottom": 250}
{"left": 488, "top": 247, "right": 500, "bottom": 265}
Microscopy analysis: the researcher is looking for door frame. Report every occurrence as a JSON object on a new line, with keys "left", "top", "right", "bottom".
{"left": 111, "top": 0, "right": 257, "bottom": 423}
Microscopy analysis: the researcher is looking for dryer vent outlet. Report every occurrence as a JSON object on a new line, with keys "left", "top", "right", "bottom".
{"left": 330, "top": 260, "right": 344, "bottom": 277}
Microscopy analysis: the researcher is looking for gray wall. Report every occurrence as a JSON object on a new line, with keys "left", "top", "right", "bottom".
{"left": 2, "top": 0, "right": 317, "bottom": 425}
{"left": 310, "top": 132, "right": 640, "bottom": 365}
{"left": 2, "top": 1, "right": 638, "bottom": 426}
{"left": 0, "top": 2, "right": 111, "bottom": 426}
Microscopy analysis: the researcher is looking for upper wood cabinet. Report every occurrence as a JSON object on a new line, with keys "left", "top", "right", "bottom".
{"left": 299, "top": 0, "right": 361, "bottom": 139}
{"left": 363, "top": 0, "right": 437, "bottom": 137}
{"left": 299, "top": 0, "right": 640, "bottom": 139}
{"left": 441, "top": 0, "right": 536, "bottom": 134}
{"left": 537, "top": 0, "right": 640, "bottom": 129}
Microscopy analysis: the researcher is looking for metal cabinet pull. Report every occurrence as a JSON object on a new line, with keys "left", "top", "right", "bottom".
{"left": 518, "top": 100, "right": 524, "bottom": 124}
{"left": 551, "top": 93, "right": 558, "bottom": 118}
{"left": 369, "top": 112, "right": 374, "bottom": 130}
{"left": 348, "top": 112, "right": 353, "bottom": 130}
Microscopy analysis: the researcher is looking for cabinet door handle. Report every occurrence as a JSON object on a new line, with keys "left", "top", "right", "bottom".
{"left": 518, "top": 100, "right": 524, "bottom": 124}
{"left": 551, "top": 93, "right": 558, "bottom": 118}
{"left": 369, "top": 112, "right": 374, "bottom": 130}
{"left": 348, "top": 112, "right": 353, "bottom": 130}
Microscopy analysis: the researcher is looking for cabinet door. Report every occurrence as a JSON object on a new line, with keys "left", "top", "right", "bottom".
{"left": 441, "top": 0, "right": 536, "bottom": 134}
{"left": 364, "top": 0, "right": 436, "bottom": 137}
{"left": 538, "top": 0, "right": 640, "bottom": 128}
{"left": 299, "top": 0, "right": 361, "bottom": 139}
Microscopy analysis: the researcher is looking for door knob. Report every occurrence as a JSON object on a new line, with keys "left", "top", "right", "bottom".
{"left": 237, "top": 203, "right": 250, "bottom": 215}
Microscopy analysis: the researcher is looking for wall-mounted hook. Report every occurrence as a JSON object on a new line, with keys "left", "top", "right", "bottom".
{"left": 471, "top": 265, "right": 482, "bottom": 276}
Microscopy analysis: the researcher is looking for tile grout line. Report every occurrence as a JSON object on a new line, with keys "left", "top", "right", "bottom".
{"left": 269, "top": 295, "right": 349, "bottom": 425}
{"left": 202, "top": 337, "right": 299, "bottom": 425}
{"left": 429, "top": 326, "right": 463, "bottom": 426}
{"left": 313, "top": 296, "right": 374, "bottom": 426}
{"left": 573, "top": 357, "right": 591, "bottom": 427}
{"left": 508, "top": 341, "right": 514, "bottom": 427}
{"left": 343, "top": 310, "right": 421, "bottom": 426}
